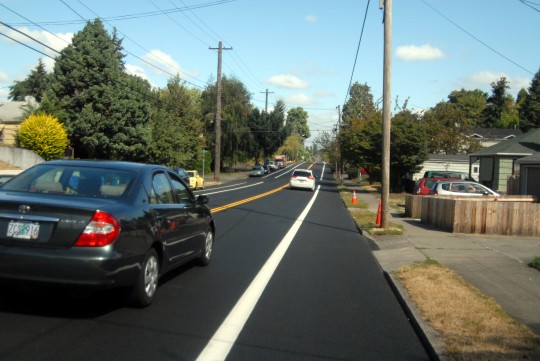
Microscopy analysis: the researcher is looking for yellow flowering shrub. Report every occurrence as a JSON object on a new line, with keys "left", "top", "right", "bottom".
{"left": 19, "top": 114, "right": 69, "bottom": 160}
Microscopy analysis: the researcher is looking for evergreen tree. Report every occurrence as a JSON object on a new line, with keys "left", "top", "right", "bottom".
{"left": 8, "top": 59, "right": 50, "bottom": 102}
{"left": 519, "top": 68, "right": 540, "bottom": 131}
{"left": 50, "top": 19, "right": 152, "bottom": 160}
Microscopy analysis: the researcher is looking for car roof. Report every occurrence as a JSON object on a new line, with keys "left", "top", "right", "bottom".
{"left": 40, "top": 159, "right": 163, "bottom": 171}
{"left": 435, "top": 180, "right": 478, "bottom": 185}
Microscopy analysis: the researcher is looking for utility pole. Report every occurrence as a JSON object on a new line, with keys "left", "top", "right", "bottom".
{"left": 260, "top": 88, "right": 274, "bottom": 113}
{"left": 336, "top": 105, "right": 342, "bottom": 182}
{"left": 381, "top": 0, "right": 392, "bottom": 229}
{"left": 209, "top": 41, "right": 232, "bottom": 182}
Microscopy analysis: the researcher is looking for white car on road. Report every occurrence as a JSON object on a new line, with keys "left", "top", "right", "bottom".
{"left": 290, "top": 169, "right": 316, "bottom": 191}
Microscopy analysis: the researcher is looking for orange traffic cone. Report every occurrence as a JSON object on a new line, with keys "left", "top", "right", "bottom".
{"left": 376, "top": 199, "right": 382, "bottom": 227}
{"left": 351, "top": 190, "right": 358, "bottom": 204}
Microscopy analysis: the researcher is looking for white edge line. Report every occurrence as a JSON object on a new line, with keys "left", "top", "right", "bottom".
{"left": 195, "top": 187, "right": 320, "bottom": 361}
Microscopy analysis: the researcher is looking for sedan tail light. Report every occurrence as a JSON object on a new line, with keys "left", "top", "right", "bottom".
{"left": 290, "top": 175, "right": 297, "bottom": 179}
{"left": 74, "top": 210, "right": 120, "bottom": 247}
{"left": 307, "top": 175, "right": 314, "bottom": 180}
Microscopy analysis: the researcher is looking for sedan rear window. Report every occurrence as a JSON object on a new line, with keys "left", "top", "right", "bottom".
{"left": 292, "top": 171, "right": 312, "bottom": 177}
{"left": 1, "top": 165, "right": 135, "bottom": 198}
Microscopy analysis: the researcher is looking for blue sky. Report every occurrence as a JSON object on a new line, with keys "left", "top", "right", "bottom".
{"left": 1, "top": 0, "right": 539, "bottom": 145}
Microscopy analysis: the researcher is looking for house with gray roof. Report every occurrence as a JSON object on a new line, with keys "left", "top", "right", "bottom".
{"left": 412, "top": 154, "right": 479, "bottom": 181}
{"left": 0, "top": 96, "right": 38, "bottom": 146}
{"left": 467, "top": 127, "right": 522, "bottom": 148}
{"left": 469, "top": 128, "right": 540, "bottom": 194}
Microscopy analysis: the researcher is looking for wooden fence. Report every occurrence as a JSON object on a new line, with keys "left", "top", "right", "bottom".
{"left": 404, "top": 194, "right": 539, "bottom": 236}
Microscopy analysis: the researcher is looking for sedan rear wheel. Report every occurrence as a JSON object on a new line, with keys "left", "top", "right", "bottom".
{"left": 199, "top": 230, "right": 213, "bottom": 266}
{"left": 130, "top": 249, "right": 159, "bottom": 307}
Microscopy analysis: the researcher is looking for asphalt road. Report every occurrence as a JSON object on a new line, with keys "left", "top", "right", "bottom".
{"left": 0, "top": 163, "right": 430, "bottom": 361}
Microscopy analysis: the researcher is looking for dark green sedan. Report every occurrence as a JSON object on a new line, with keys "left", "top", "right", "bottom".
{"left": 0, "top": 160, "right": 215, "bottom": 307}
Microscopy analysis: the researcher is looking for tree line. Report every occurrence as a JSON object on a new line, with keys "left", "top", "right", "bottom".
{"left": 8, "top": 19, "right": 311, "bottom": 171}
{"left": 314, "top": 67, "right": 540, "bottom": 191}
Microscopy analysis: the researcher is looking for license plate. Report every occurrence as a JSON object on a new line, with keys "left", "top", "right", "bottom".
{"left": 7, "top": 221, "right": 40, "bottom": 240}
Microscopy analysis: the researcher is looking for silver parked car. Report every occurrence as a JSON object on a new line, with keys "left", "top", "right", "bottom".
{"left": 250, "top": 166, "right": 265, "bottom": 177}
{"left": 430, "top": 180, "right": 500, "bottom": 197}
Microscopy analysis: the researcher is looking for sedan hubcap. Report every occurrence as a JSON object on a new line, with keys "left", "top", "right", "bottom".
{"left": 144, "top": 255, "right": 158, "bottom": 298}
{"left": 205, "top": 232, "right": 213, "bottom": 259}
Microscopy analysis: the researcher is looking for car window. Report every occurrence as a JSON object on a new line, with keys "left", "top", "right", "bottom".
{"left": 152, "top": 172, "right": 174, "bottom": 204}
{"left": 168, "top": 172, "right": 193, "bottom": 204}
{"left": 293, "top": 171, "right": 311, "bottom": 177}
{"left": 441, "top": 183, "right": 451, "bottom": 191}
{"left": 1, "top": 164, "right": 133, "bottom": 198}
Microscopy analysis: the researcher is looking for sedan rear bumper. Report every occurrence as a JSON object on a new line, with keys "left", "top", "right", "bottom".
{"left": 0, "top": 244, "right": 143, "bottom": 289}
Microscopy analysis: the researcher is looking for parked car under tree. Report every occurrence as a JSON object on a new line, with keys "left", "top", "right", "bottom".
{"left": 0, "top": 160, "right": 215, "bottom": 307}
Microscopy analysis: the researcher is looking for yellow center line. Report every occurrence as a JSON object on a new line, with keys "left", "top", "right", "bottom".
{"left": 211, "top": 183, "right": 290, "bottom": 213}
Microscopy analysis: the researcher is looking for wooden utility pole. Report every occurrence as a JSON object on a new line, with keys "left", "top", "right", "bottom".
{"left": 260, "top": 88, "right": 274, "bottom": 112}
{"left": 381, "top": 0, "right": 392, "bottom": 228}
{"left": 336, "top": 105, "right": 342, "bottom": 182}
{"left": 209, "top": 41, "right": 232, "bottom": 181}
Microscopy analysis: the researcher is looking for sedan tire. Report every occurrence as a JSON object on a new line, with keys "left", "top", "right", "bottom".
{"left": 198, "top": 230, "right": 213, "bottom": 266}
{"left": 130, "top": 249, "right": 160, "bottom": 308}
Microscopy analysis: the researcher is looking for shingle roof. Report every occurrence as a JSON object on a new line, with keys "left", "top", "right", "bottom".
{"left": 0, "top": 97, "right": 38, "bottom": 124}
{"left": 467, "top": 128, "right": 523, "bottom": 140}
{"left": 470, "top": 128, "right": 540, "bottom": 156}
{"left": 516, "top": 152, "right": 540, "bottom": 164}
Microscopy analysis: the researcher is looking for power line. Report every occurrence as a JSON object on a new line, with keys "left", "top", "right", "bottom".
{"left": 0, "top": 31, "right": 55, "bottom": 60}
{"left": 0, "top": 3, "right": 71, "bottom": 47}
{"left": 422, "top": 0, "right": 534, "bottom": 76}
{"left": 8, "top": 0, "right": 237, "bottom": 27}
{"left": 519, "top": 0, "right": 540, "bottom": 13}
{"left": 70, "top": 0, "right": 207, "bottom": 89}
{"left": 343, "top": 0, "right": 371, "bottom": 107}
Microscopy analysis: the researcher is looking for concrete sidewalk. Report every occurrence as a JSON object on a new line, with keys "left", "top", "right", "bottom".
{"left": 353, "top": 190, "right": 540, "bottom": 357}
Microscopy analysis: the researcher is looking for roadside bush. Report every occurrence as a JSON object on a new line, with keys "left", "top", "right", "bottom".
{"left": 18, "top": 113, "right": 69, "bottom": 160}
{"left": 347, "top": 167, "right": 359, "bottom": 180}
{"left": 530, "top": 257, "right": 540, "bottom": 271}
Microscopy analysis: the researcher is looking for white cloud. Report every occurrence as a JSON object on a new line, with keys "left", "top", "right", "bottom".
{"left": 0, "top": 88, "right": 8, "bottom": 100}
{"left": 0, "top": 26, "right": 72, "bottom": 71}
{"left": 141, "top": 49, "right": 187, "bottom": 78}
{"left": 125, "top": 64, "right": 150, "bottom": 81}
{"left": 458, "top": 71, "right": 532, "bottom": 96}
{"left": 267, "top": 74, "right": 310, "bottom": 89}
{"left": 0, "top": 70, "right": 9, "bottom": 82}
{"left": 305, "top": 14, "right": 318, "bottom": 23}
{"left": 395, "top": 44, "right": 444, "bottom": 61}
{"left": 284, "top": 93, "right": 315, "bottom": 106}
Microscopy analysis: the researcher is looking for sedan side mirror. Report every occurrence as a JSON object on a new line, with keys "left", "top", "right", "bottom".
{"left": 196, "top": 195, "right": 209, "bottom": 205}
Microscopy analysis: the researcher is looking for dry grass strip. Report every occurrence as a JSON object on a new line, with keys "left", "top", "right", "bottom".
{"left": 397, "top": 262, "right": 540, "bottom": 361}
